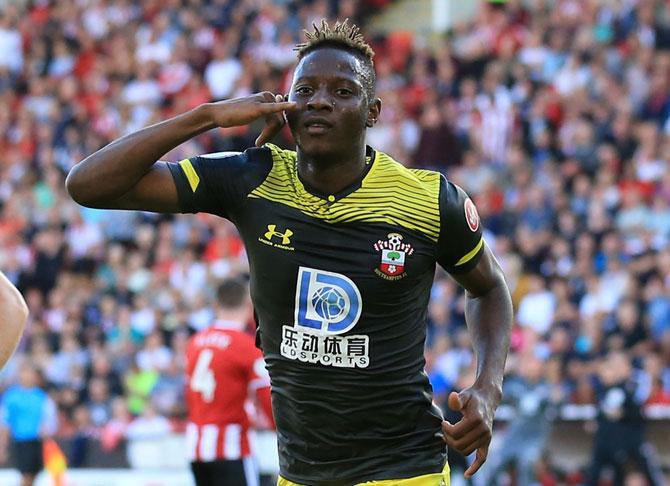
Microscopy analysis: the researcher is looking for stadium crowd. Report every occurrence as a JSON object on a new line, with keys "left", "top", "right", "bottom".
{"left": 0, "top": 0, "right": 669, "bottom": 481}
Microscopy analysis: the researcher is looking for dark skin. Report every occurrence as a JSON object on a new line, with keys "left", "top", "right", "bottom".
{"left": 446, "top": 245, "right": 511, "bottom": 477}
{"left": 284, "top": 48, "right": 380, "bottom": 195}
{"left": 66, "top": 46, "right": 511, "bottom": 478}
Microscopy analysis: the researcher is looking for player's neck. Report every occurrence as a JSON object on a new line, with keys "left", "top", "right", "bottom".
{"left": 296, "top": 145, "right": 368, "bottom": 196}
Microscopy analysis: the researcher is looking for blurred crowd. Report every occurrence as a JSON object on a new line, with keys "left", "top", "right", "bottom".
{"left": 0, "top": 0, "right": 669, "bottom": 478}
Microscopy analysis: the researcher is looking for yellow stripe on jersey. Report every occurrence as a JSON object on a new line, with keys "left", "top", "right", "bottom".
{"left": 179, "top": 159, "right": 200, "bottom": 192}
{"left": 249, "top": 144, "right": 442, "bottom": 241}
{"left": 455, "top": 237, "right": 484, "bottom": 267}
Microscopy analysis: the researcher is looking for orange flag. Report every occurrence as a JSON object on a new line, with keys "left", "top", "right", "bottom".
{"left": 42, "top": 438, "right": 67, "bottom": 486}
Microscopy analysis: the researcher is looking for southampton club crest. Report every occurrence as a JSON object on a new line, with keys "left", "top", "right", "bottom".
{"left": 373, "top": 233, "right": 414, "bottom": 281}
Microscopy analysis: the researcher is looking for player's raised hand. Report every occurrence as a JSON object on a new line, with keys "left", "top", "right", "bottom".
{"left": 255, "top": 93, "right": 292, "bottom": 147}
{"left": 441, "top": 389, "right": 496, "bottom": 478}
{"left": 205, "top": 92, "right": 296, "bottom": 140}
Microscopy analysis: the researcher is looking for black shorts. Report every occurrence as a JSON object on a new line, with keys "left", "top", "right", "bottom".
{"left": 191, "top": 458, "right": 258, "bottom": 486}
{"left": 12, "top": 439, "right": 43, "bottom": 475}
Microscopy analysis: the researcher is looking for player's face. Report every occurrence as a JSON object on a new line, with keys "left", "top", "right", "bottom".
{"left": 287, "top": 48, "right": 377, "bottom": 157}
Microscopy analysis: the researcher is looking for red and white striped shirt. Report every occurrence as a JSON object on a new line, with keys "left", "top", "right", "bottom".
{"left": 185, "top": 321, "right": 273, "bottom": 462}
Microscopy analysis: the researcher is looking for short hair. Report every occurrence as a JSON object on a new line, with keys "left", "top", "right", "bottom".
{"left": 295, "top": 19, "right": 376, "bottom": 101}
{"left": 216, "top": 278, "right": 248, "bottom": 310}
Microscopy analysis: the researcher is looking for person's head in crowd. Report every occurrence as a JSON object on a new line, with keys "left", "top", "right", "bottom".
{"left": 519, "top": 353, "right": 545, "bottom": 384}
{"left": 73, "top": 405, "right": 92, "bottom": 430}
{"left": 600, "top": 352, "right": 632, "bottom": 386}
{"left": 624, "top": 471, "right": 650, "bottom": 486}
{"left": 88, "top": 378, "right": 109, "bottom": 404}
{"left": 215, "top": 278, "right": 251, "bottom": 327}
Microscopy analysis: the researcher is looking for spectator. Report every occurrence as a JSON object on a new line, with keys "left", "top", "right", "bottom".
{"left": 587, "top": 352, "right": 664, "bottom": 486}
{"left": 136, "top": 331, "right": 173, "bottom": 373}
{"left": 69, "top": 405, "right": 98, "bottom": 468}
{"left": 86, "top": 378, "right": 112, "bottom": 428}
{"left": 125, "top": 404, "right": 172, "bottom": 441}
{"left": 124, "top": 363, "right": 159, "bottom": 416}
{"left": 204, "top": 37, "right": 243, "bottom": 101}
{"left": 480, "top": 354, "right": 560, "bottom": 486}
{"left": 516, "top": 274, "right": 556, "bottom": 337}
{"left": 100, "top": 398, "right": 131, "bottom": 453}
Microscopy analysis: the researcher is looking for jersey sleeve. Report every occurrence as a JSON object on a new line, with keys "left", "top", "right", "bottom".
{"left": 167, "top": 147, "right": 273, "bottom": 219}
{"left": 436, "top": 176, "right": 485, "bottom": 274}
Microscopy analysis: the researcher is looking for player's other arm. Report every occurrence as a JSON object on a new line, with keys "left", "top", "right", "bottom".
{"left": 65, "top": 93, "right": 295, "bottom": 212}
{"left": 454, "top": 246, "right": 511, "bottom": 406}
{"left": 0, "top": 271, "right": 28, "bottom": 370}
{"left": 436, "top": 180, "right": 512, "bottom": 477}
{"left": 450, "top": 246, "right": 511, "bottom": 408}
{"left": 444, "top": 249, "right": 511, "bottom": 477}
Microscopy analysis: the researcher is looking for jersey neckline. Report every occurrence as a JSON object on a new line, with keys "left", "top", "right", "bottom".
{"left": 294, "top": 146, "right": 377, "bottom": 203}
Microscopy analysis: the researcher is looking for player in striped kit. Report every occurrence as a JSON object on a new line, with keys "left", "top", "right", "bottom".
{"left": 185, "top": 278, "right": 274, "bottom": 486}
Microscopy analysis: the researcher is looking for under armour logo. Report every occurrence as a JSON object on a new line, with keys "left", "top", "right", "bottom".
{"left": 264, "top": 224, "right": 293, "bottom": 245}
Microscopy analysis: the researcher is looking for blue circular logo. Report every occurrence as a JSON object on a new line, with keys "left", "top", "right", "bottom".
{"left": 311, "top": 286, "right": 346, "bottom": 321}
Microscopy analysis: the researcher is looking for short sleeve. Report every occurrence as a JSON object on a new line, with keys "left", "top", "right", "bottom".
{"left": 436, "top": 176, "right": 485, "bottom": 274}
{"left": 167, "top": 147, "right": 273, "bottom": 219}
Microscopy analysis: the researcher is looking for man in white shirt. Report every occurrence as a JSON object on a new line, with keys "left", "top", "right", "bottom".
{"left": 204, "top": 41, "right": 243, "bottom": 101}
{"left": 517, "top": 274, "right": 556, "bottom": 336}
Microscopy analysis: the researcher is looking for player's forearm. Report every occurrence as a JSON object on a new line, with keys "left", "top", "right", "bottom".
{"left": 0, "top": 272, "right": 28, "bottom": 370}
{"left": 66, "top": 104, "right": 215, "bottom": 206}
{"left": 465, "top": 272, "right": 512, "bottom": 404}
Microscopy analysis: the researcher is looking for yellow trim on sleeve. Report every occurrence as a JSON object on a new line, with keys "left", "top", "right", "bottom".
{"left": 454, "top": 237, "right": 484, "bottom": 267}
{"left": 179, "top": 159, "right": 200, "bottom": 192}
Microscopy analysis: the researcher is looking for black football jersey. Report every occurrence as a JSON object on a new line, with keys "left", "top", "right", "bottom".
{"left": 168, "top": 144, "right": 484, "bottom": 485}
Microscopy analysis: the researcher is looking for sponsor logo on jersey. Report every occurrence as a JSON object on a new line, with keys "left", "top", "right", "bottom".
{"left": 464, "top": 198, "right": 480, "bottom": 232}
{"left": 294, "top": 267, "right": 361, "bottom": 334}
{"left": 258, "top": 224, "right": 295, "bottom": 251}
{"left": 280, "top": 267, "right": 368, "bottom": 368}
{"left": 280, "top": 326, "right": 369, "bottom": 368}
{"left": 373, "top": 233, "right": 414, "bottom": 281}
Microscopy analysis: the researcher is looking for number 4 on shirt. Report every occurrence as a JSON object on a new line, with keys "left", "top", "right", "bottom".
{"left": 190, "top": 349, "right": 217, "bottom": 403}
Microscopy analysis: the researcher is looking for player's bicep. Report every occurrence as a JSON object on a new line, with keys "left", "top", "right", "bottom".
{"left": 104, "top": 162, "right": 181, "bottom": 212}
{"left": 450, "top": 245, "right": 506, "bottom": 298}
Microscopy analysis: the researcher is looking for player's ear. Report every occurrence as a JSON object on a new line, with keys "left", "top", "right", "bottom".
{"left": 366, "top": 97, "right": 381, "bottom": 128}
